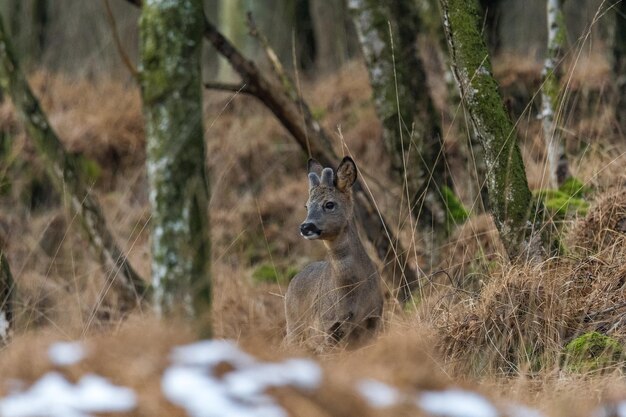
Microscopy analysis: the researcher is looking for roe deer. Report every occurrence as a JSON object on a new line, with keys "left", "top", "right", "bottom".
{"left": 285, "top": 157, "right": 383, "bottom": 351}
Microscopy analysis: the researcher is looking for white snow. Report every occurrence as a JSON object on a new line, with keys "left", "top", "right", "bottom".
{"left": 162, "top": 366, "right": 287, "bottom": 417}
{"left": 418, "top": 389, "right": 498, "bottom": 417}
{"left": 595, "top": 401, "right": 626, "bottom": 417}
{"left": 225, "top": 359, "right": 321, "bottom": 399}
{"left": 0, "top": 372, "right": 136, "bottom": 417}
{"left": 0, "top": 310, "right": 10, "bottom": 340}
{"left": 169, "top": 339, "right": 256, "bottom": 369}
{"left": 506, "top": 404, "right": 545, "bottom": 417}
{"left": 48, "top": 342, "right": 86, "bottom": 367}
{"left": 162, "top": 339, "right": 322, "bottom": 417}
{"left": 356, "top": 379, "right": 402, "bottom": 408}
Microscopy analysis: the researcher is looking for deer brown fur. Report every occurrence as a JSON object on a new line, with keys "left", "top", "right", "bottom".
{"left": 285, "top": 157, "right": 384, "bottom": 351}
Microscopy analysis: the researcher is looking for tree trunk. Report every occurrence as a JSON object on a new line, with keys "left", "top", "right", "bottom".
{"left": 614, "top": 0, "right": 626, "bottom": 134}
{"left": 541, "top": 0, "right": 569, "bottom": 188}
{"left": 309, "top": 0, "right": 347, "bottom": 73}
{"left": 440, "top": 0, "right": 550, "bottom": 261}
{"left": 0, "top": 252, "right": 14, "bottom": 344}
{"left": 349, "top": 0, "right": 458, "bottom": 253}
{"left": 0, "top": 12, "right": 147, "bottom": 307}
{"left": 140, "top": 0, "right": 211, "bottom": 329}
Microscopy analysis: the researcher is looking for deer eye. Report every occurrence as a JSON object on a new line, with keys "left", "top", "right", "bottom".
{"left": 324, "top": 201, "right": 336, "bottom": 211}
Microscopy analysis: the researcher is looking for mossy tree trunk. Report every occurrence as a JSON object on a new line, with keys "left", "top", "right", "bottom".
{"left": 440, "top": 0, "right": 550, "bottom": 261}
{"left": 541, "top": 0, "right": 569, "bottom": 188}
{"left": 349, "top": 0, "right": 459, "bottom": 253}
{"left": 140, "top": 0, "right": 211, "bottom": 329}
{"left": 0, "top": 252, "right": 14, "bottom": 344}
{"left": 614, "top": 0, "right": 626, "bottom": 134}
{"left": 0, "top": 12, "right": 147, "bottom": 307}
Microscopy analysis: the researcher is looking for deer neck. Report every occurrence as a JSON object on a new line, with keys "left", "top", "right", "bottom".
{"left": 324, "top": 220, "right": 367, "bottom": 283}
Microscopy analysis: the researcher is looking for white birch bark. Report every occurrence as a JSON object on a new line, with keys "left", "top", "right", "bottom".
{"left": 541, "top": 0, "right": 569, "bottom": 188}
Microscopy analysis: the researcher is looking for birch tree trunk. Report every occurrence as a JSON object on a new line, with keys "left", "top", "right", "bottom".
{"left": 440, "top": 0, "right": 549, "bottom": 261}
{"left": 541, "top": 0, "right": 569, "bottom": 188}
{"left": 0, "top": 12, "right": 147, "bottom": 307}
{"left": 0, "top": 252, "right": 14, "bottom": 344}
{"left": 140, "top": 0, "right": 211, "bottom": 328}
{"left": 349, "top": 0, "right": 457, "bottom": 248}
{"left": 614, "top": 0, "right": 626, "bottom": 133}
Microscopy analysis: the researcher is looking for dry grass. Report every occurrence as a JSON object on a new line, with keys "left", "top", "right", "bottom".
{"left": 0, "top": 50, "right": 625, "bottom": 415}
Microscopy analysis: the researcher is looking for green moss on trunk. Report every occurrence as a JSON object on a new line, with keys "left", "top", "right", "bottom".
{"left": 440, "top": 0, "right": 550, "bottom": 260}
{"left": 140, "top": 0, "right": 211, "bottom": 330}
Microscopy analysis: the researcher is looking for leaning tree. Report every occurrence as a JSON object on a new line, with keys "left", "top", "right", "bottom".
{"left": 439, "top": 0, "right": 553, "bottom": 261}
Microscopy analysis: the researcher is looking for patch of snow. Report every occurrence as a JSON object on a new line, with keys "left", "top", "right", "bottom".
{"left": 418, "top": 389, "right": 498, "bottom": 417}
{"left": 163, "top": 340, "right": 322, "bottom": 417}
{"left": 506, "top": 404, "right": 545, "bottom": 417}
{"left": 225, "top": 359, "right": 322, "bottom": 399}
{"left": 594, "top": 401, "right": 626, "bottom": 417}
{"left": 162, "top": 366, "right": 286, "bottom": 417}
{"left": 0, "top": 372, "right": 136, "bottom": 417}
{"left": 0, "top": 310, "right": 10, "bottom": 340}
{"left": 48, "top": 342, "right": 86, "bottom": 366}
{"left": 169, "top": 339, "right": 256, "bottom": 369}
{"left": 356, "top": 379, "right": 401, "bottom": 408}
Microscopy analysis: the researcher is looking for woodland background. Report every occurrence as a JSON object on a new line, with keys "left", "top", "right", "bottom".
{"left": 0, "top": 1, "right": 623, "bottom": 417}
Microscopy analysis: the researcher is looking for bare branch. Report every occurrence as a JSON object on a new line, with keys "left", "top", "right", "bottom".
{"left": 203, "top": 82, "right": 252, "bottom": 95}
{"left": 103, "top": 0, "right": 139, "bottom": 80}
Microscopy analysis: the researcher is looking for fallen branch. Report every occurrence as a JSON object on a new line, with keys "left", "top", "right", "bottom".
{"left": 0, "top": 15, "right": 148, "bottom": 307}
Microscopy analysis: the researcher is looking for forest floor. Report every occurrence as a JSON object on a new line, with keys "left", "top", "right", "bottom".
{"left": 0, "top": 54, "right": 624, "bottom": 416}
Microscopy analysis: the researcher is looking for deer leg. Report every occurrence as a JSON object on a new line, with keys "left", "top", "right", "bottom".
{"left": 326, "top": 311, "right": 354, "bottom": 345}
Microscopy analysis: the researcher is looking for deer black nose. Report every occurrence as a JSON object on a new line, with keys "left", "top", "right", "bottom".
{"left": 300, "top": 222, "right": 321, "bottom": 238}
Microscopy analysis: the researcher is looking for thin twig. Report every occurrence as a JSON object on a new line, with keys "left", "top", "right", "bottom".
{"left": 102, "top": 0, "right": 139, "bottom": 80}
{"left": 586, "top": 301, "right": 626, "bottom": 320}
{"left": 246, "top": 11, "right": 296, "bottom": 96}
{"left": 204, "top": 81, "right": 252, "bottom": 94}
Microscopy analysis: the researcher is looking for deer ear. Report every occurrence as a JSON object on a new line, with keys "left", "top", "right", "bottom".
{"left": 335, "top": 157, "right": 357, "bottom": 191}
{"left": 308, "top": 159, "right": 323, "bottom": 176}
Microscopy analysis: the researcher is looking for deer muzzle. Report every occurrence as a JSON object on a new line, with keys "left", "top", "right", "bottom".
{"left": 300, "top": 222, "right": 322, "bottom": 239}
